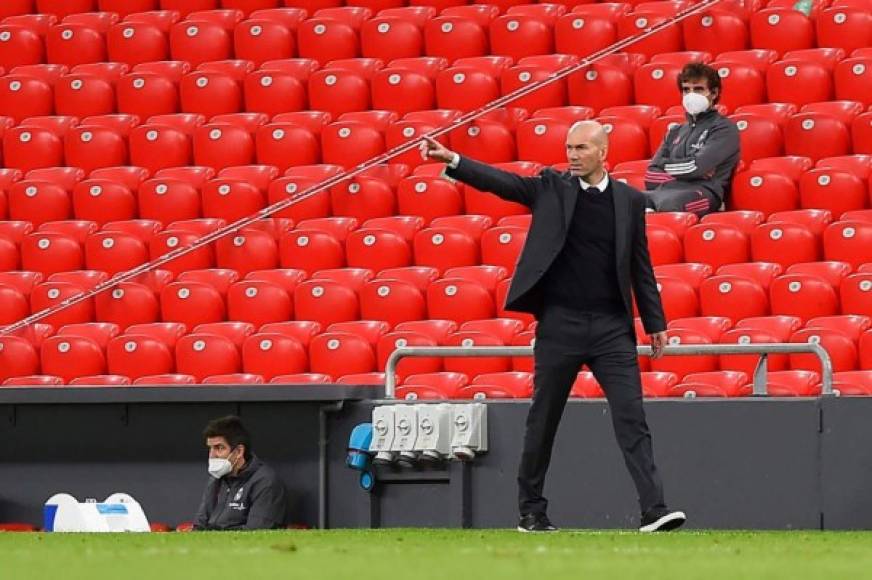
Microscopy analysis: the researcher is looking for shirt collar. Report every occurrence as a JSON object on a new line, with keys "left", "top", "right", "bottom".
{"left": 579, "top": 173, "right": 610, "bottom": 192}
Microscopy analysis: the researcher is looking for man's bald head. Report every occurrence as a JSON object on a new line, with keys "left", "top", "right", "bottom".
{"left": 567, "top": 120, "right": 608, "bottom": 150}
{"left": 565, "top": 120, "right": 608, "bottom": 181}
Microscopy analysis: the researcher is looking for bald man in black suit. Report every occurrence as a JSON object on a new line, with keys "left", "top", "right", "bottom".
{"left": 422, "top": 121, "right": 686, "bottom": 533}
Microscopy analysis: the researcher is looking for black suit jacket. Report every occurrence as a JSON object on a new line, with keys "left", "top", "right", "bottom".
{"left": 445, "top": 156, "right": 667, "bottom": 335}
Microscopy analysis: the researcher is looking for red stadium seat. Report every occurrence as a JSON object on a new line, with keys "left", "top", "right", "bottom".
{"left": 700, "top": 274, "right": 769, "bottom": 321}
{"left": 683, "top": 223, "right": 750, "bottom": 270}
{"left": 84, "top": 231, "right": 147, "bottom": 275}
{"left": 169, "top": 19, "right": 232, "bottom": 67}
{"left": 786, "top": 261, "right": 851, "bottom": 288}
{"left": 568, "top": 64, "right": 634, "bottom": 114}
{"left": 361, "top": 17, "right": 424, "bottom": 62}
{"left": 193, "top": 123, "right": 255, "bottom": 170}
{"left": 515, "top": 118, "right": 568, "bottom": 166}
{"left": 682, "top": 9, "right": 747, "bottom": 55}
{"left": 555, "top": 13, "right": 616, "bottom": 59}
{"left": 654, "top": 262, "right": 712, "bottom": 290}
{"left": 729, "top": 170, "right": 799, "bottom": 216}
{"left": 653, "top": 275, "right": 698, "bottom": 321}
{"left": 160, "top": 280, "right": 225, "bottom": 329}
{"left": 31, "top": 280, "right": 94, "bottom": 327}
{"left": 480, "top": 226, "right": 527, "bottom": 273}
{"left": 798, "top": 169, "right": 867, "bottom": 218}
{"left": 241, "top": 332, "right": 307, "bottom": 380}
{"left": 179, "top": 71, "right": 244, "bottom": 118}
{"left": 633, "top": 63, "right": 681, "bottom": 113}
{"left": 413, "top": 226, "right": 479, "bottom": 273}
{"left": 489, "top": 15, "right": 553, "bottom": 62}
{"left": 442, "top": 330, "right": 510, "bottom": 377}
{"left": 117, "top": 72, "right": 181, "bottom": 119}
{"left": 840, "top": 274, "right": 872, "bottom": 317}
{"left": 770, "top": 273, "right": 839, "bottom": 323}
{"left": 735, "top": 314, "right": 803, "bottom": 341}
{"left": 427, "top": 278, "right": 494, "bottom": 324}
{"left": 751, "top": 222, "right": 820, "bottom": 268}
{"left": 371, "top": 67, "right": 436, "bottom": 117}
{"left": 834, "top": 58, "right": 872, "bottom": 108}
{"left": 673, "top": 370, "right": 749, "bottom": 398}
{"left": 730, "top": 114, "right": 784, "bottom": 165}
{"left": 617, "top": 11, "right": 682, "bottom": 59}
{"left": 790, "top": 327, "right": 858, "bottom": 373}
{"left": 833, "top": 370, "right": 872, "bottom": 396}
{"left": 64, "top": 126, "right": 128, "bottom": 174}
{"left": 3, "top": 375, "right": 64, "bottom": 386}
{"left": 853, "top": 112, "right": 872, "bottom": 155}
{"left": 646, "top": 224, "right": 683, "bottom": 266}
{"left": 668, "top": 316, "right": 732, "bottom": 341}
{"left": 650, "top": 329, "right": 719, "bottom": 380}
{"left": 0, "top": 23, "right": 45, "bottom": 71}
{"left": 767, "top": 61, "right": 832, "bottom": 107}
{"left": 280, "top": 229, "right": 345, "bottom": 273}
{"left": 107, "top": 21, "right": 169, "bottom": 66}
{"left": 449, "top": 120, "right": 516, "bottom": 164}
{"left": 784, "top": 113, "right": 850, "bottom": 162}
{"left": 234, "top": 17, "right": 297, "bottom": 67}
{"left": 397, "top": 175, "right": 463, "bottom": 225}
{"left": 46, "top": 23, "right": 108, "bottom": 67}
{"left": 8, "top": 180, "right": 72, "bottom": 226}
{"left": 308, "top": 68, "right": 371, "bottom": 118}
{"left": 768, "top": 208, "right": 833, "bottom": 238}
{"left": 424, "top": 17, "right": 488, "bottom": 62}
{"left": 816, "top": 7, "right": 872, "bottom": 54}
{"left": 598, "top": 116, "right": 648, "bottom": 166}
{"left": 823, "top": 221, "right": 872, "bottom": 269}
{"left": 175, "top": 333, "right": 241, "bottom": 382}
{"left": 346, "top": 228, "right": 411, "bottom": 272}
{"left": 297, "top": 18, "right": 360, "bottom": 66}
{"left": 750, "top": 8, "right": 814, "bottom": 54}
{"left": 719, "top": 327, "right": 790, "bottom": 376}
{"left": 700, "top": 210, "right": 765, "bottom": 236}
{"left": 309, "top": 331, "right": 376, "bottom": 377}
{"left": 293, "top": 278, "right": 359, "bottom": 327}
{"left": 20, "top": 232, "right": 83, "bottom": 276}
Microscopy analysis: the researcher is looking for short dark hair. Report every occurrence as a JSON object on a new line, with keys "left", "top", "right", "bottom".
{"left": 203, "top": 415, "right": 251, "bottom": 459}
{"left": 677, "top": 62, "right": 722, "bottom": 104}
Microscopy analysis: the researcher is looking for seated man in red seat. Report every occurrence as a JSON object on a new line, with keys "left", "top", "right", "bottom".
{"left": 644, "top": 62, "right": 740, "bottom": 217}
{"left": 194, "top": 415, "right": 287, "bottom": 530}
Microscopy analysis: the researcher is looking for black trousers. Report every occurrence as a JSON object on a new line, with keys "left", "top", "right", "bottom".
{"left": 517, "top": 306, "right": 666, "bottom": 516}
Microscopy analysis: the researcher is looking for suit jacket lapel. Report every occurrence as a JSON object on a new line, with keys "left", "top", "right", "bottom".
{"left": 613, "top": 181, "right": 629, "bottom": 265}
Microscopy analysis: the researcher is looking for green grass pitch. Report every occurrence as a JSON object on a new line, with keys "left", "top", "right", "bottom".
{"left": 4, "top": 529, "right": 872, "bottom": 580}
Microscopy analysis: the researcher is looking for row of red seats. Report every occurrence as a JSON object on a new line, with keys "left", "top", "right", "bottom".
{"left": 4, "top": 312, "right": 872, "bottom": 390}
{"left": 2, "top": 43, "right": 872, "bottom": 124}
{"left": 2, "top": 99, "right": 872, "bottom": 181}
{"left": 2, "top": 1, "right": 869, "bottom": 73}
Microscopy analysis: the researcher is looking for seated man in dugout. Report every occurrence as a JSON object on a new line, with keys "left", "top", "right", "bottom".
{"left": 194, "top": 415, "right": 288, "bottom": 531}
{"left": 644, "top": 62, "right": 740, "bottom": 217}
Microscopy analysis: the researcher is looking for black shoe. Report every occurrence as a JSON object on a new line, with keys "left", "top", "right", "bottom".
{"left": 517, "top": 513, "right": 558, "bottom": 533}
{"left": 639, "top": 508, "right": 686, "bottom": 532}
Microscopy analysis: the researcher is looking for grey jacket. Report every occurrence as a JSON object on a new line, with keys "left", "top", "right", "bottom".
{"left": 645, "top": 108, "right": 740, "bottom": 203}
{"left": 193, "top": 455, "right": 287, "bottom": 531}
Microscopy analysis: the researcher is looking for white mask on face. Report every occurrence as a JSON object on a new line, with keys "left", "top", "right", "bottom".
{"left": 208, "top": 448, "right": 237, "bottom": 479}
{"left": 682, "top": 92, "right": 710, "bottom": 116}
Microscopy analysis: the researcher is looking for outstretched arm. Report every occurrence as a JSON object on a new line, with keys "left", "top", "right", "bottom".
{"left": 421, "top": 136, "right": 538, "bottom": 207}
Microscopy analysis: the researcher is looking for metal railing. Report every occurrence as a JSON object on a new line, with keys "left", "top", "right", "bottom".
{"left": 383, "top": 343, "right": 834, "bottom": 399}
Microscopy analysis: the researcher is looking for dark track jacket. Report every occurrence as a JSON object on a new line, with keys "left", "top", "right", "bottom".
{"left": 445, "top": 157, "right": 666, "bottom": 335}
{"left": 193, "top": 455, "right": 287, "bottom": 531}
{"left": 644, "top": 108, "right": 740, "bottom": 203}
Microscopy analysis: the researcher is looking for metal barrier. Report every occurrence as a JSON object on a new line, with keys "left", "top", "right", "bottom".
{"left": 384, "top": 343, "right": 834, "bottom": 399}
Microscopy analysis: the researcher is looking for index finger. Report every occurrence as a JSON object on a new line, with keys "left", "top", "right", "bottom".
{"left": 422, "top": 135, "right": 440, "bottom": 146}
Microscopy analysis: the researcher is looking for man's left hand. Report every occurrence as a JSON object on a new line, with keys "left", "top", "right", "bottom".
{"left": 650, "top": 331, "right": 668, "bottom": 359}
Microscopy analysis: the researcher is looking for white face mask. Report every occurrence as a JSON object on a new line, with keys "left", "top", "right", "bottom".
{"left": 682, "top": 92, "right": 710, "bottom": 116}
{"left": 208, "top": 448, "right": 237, "bottom": 479}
